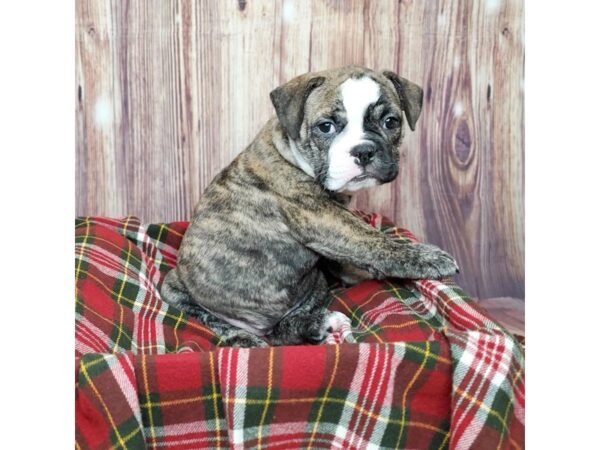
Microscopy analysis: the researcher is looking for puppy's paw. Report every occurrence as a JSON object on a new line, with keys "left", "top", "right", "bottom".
{"left": 305, "top": 311, "right": 351, "bottom": 344}
{"left": 220, "top": 332, "right": 269, "bottom": 348}
{"left": 399, "top": 243, "right": 459, "bottom": 280}
{"left": 325, "top": 311, "right": 351, "bottom": 333}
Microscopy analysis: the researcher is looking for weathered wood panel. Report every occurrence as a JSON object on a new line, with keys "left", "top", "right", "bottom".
{"left": 76, "top": 0, "right": 524, "bottom": 301}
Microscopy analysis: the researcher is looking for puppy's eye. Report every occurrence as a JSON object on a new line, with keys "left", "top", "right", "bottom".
{"left": 317, "top": 121, "right": 336, "bottom": 135}
{"left": 383, "top": 116, "right": 400, "bottom": 130}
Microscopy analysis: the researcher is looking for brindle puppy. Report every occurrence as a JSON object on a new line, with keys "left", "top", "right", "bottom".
{"left": 161, "top": 65, "right": 458, "bottom": 347}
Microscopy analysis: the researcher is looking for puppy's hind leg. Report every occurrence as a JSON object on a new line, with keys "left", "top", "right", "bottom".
{"left": 177, "top": 301, "right": 269, "bottom": 348}
{"left": 268, "top": 270, "right": 346, "bottom": 346}
{"left": 160, "top": 269, "right": 268, "bottom": 348}
{"left": 160, "top": 269, "right": 193, "bottom": 309}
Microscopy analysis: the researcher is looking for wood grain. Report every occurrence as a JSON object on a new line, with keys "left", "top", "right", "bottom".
{"left": 478, "top": 297, "right": 524, "bottom": 337}
{"left": 76, "top": 0, "right": 524, "bottom": 301}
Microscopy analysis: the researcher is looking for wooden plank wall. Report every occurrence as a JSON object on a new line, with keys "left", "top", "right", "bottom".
{"left": 76, "top": 0, "right": 524, "bottom": 301}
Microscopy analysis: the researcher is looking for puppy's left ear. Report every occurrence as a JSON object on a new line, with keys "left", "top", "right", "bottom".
{"left": 382, "top": 71, "right": 423, "bottom": 131}
{"left": 270, "top": 74, "right": 325, "bottom": 140}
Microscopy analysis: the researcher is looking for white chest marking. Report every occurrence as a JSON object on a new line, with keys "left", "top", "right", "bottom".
{"left": 326, "top": 77, "right": 380, "bottom": 191}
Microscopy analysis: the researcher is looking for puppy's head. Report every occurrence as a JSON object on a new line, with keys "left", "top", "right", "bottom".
{"left": 270, "top": 66, "right": 423, "bottom": 192}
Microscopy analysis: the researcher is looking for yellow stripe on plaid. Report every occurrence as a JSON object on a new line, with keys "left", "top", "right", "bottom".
{"left": 208, "top": 351, "right": 222, "bottom": 450}
{"left": 509, "top": 436, "right": 523, "bottom": 450}
{"left": 171, "top": 309, "right": 185, "bottom": 350}
{"left": 113, "top": 304, "right": 126, "bottom": 352}
{"left": 122, "top": 216, "right": 132, "bottom": 235}
{"left": 222, "top": 396, "right": 448, "bottom": 434}
{"left": 141, "top": 355, "right": 157, "bottom": 447}
{"left": 113, "top": 238, "right": 133, "bottom": 351}
{"left": 75, "top": 220, "right": 91, "bottom": 281}
{"left": 155, "top": 223, "right": 168, "bottom": 243}
{"left": 348, "top": 286, "right": 396, "bottom": 310}
{"left": 156, "top": 222, "right": 184, "bottom": 238}
{"left": 76, "top": 235, "right": 146, "bottom": 268}
{"left": 256, "top": 347, "right": 275, "bottom": 449}
{"left": 307, "top": 344, "right": 341, "bottom": 449}
{"left": 403, "top": 342, "right": 450, "bottom": 365}
{"left": 512, "top": 366, "right": 524, "bottom": 385}
{"left": 454, "top": 386, "right": 509, "bottom": 433}
{"left": 80, "top": 358, "right": 141, "bottom": 449}
{"left": 438, "top": 429, "right": 451, "bottom": 450}
{"left": 396, "top": 341, "right": 431, "bottom": 449}
{"left": 77, "top": 298, "right": 163, "bottom": 353}
{"left": 386, "top": 281, "right": 404, "bottom": 302}
{"left": 79, "top": 270, "right": 215, "bottom": 338}
{"left": 350, "top": 319, "right": 435, "bottom": 339}
{"left": 77, "top": 223, "right": 183, "bottom": 271}
{"left": 81, "top": 351, "right": 387, "bottom": 418}
{"left": 141, "top": 394, "right": 217, "bottom": 409}
{"left": 496, "top": 366, "right": 524, "bottom": 450}
{"left": 333, "top": 286, "right": 442, "bottom": 346}
{"left": 358, "top": 283, "right": 440, "bottom": 334}
{"left": 333, "top": 294, "right": 384, "bottom": 343}
{"left": 78, "top": 356, "right": 114, "bottom": 373}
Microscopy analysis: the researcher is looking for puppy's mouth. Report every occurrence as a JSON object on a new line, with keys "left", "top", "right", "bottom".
{"left": 362, "top": 164, "right": 399, "bottom": 184}
{"left": 351, "top": 173, "right": 375, "bottom": 182}
{"left": 351, "top": 170, "right": 389, "bottom": 184}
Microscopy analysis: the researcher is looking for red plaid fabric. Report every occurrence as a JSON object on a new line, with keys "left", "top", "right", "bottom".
{"left": 75, "top": 213, "right": 524, "bottom": 449}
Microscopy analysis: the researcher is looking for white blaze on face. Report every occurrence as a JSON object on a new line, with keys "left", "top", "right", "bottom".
{"left": 325, "top": 77, "right": 380, "bottom": 191}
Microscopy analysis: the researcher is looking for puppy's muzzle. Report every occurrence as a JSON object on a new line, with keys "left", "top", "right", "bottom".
{"left": 349, "top": 139, "right": 399, "bottom": 184}
{"left": 350, "top": 143, "right": 376, "bottom": 167}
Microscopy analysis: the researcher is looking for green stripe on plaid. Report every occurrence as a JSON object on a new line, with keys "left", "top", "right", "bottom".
{"left": 77, "top": 353, "right": 146, "bottom": 449}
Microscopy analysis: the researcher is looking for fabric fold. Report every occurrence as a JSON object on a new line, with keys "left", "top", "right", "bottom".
{"left": 75, "top": 213, "right": 524, "bottom": 449}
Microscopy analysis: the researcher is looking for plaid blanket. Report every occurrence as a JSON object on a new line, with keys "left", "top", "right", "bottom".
{"left": 75, "top": 213, "right": 524, "bottom": 449}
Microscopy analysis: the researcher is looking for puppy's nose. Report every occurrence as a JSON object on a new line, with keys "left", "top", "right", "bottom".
{"left": 350, "top": 144, "right": 376, "bottom": 167}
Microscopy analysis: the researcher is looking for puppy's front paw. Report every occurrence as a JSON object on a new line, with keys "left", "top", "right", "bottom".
{"left": 399, "top": 243, "right": 459, "bottom": 280}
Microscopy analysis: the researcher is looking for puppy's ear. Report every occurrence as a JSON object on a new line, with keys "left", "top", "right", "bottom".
{"left": 382, "top": 71, "right": 423, "bottom": 131}
{"left": 270, "top": 75, "right": 325, "bottom": 140}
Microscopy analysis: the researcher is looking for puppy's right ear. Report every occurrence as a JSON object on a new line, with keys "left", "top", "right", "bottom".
{"left": 270, "top": 75, "right": 325, "bottom": 140}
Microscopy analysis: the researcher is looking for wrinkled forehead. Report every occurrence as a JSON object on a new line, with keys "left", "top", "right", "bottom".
{"left": 305, "top": 74, "right": 402, "bottom": 122}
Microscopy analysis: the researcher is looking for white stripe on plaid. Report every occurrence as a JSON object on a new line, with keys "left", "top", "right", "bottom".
{"left": 106, "top": 354, "right": 145, "bottom": 431}
{"left": 415, "top": 280, "right": 496, "bottom": 330}
{"left": 361, "top": 297, "right": 415, "bottom": 323}
{"left": 451, "top": 331, "right": 515, "bottom": 449}
{"left": 75, "top": 313, "right": 122, "bottom": 354}
{"left": 75, "top": 338, "right": 101, "bottom": 356}
{"left": 76, "top": 239, "right": 172, "bottom": 354}
{"left": 76, "top": 314, "right": 116, "bottom": 354}
{"left": 336, "top": 344, "right": 375, "bottom": 449}
{"left": 402, "top": 285, "right": 447, "bottom": 326}
{"left": 146, "top": 420, "right": 226, "bottom": 448}
{"left": 218, "top": 348, "right": 251, "bottom": 450}
{"left": 328, "top": 344, "right": 405, "bottom": 449}
{"left": 410, "top": 278, "right": 524, "bottom": 449}
{"left": 355, "top": 344, "right": 395, "bottom": 447}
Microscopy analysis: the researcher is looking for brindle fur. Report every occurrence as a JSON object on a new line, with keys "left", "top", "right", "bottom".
{"left": 161, "top": 66, "right": 458, "bottom": 347}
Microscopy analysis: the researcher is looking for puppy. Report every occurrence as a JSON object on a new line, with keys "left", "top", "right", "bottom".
{"left": 161, "top": 65, "right": 458, "bottom": 347}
